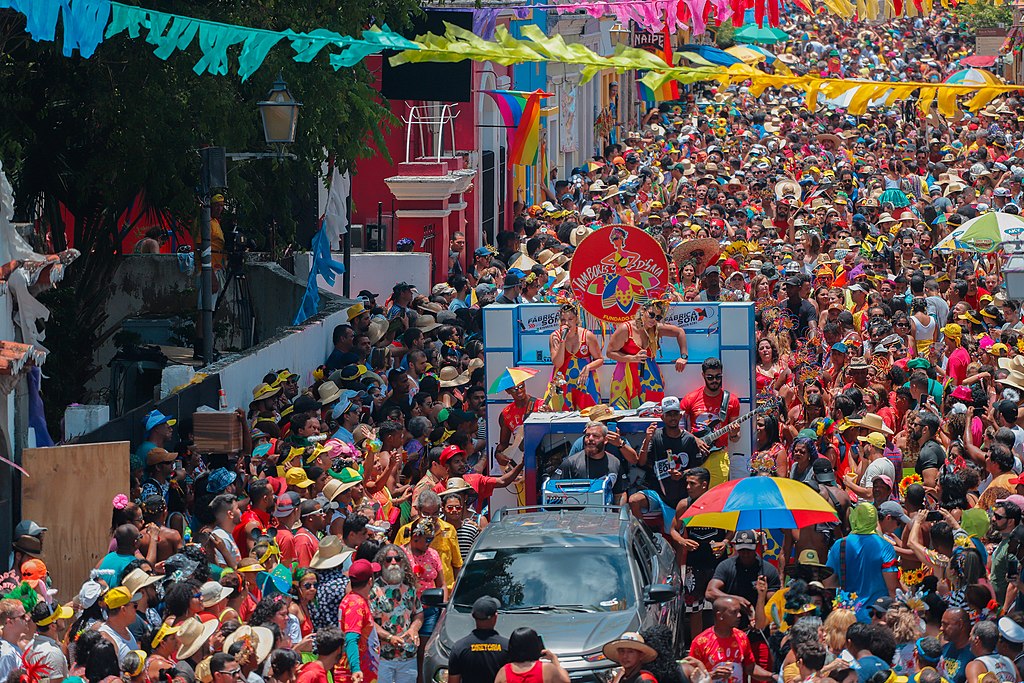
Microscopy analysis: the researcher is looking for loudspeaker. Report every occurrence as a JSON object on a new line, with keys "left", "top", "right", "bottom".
{"left": 381, "top": 10, "right": 472, "bottom": 103}
{"left": 200, "top": 147, "right": 227, "bottom": 191}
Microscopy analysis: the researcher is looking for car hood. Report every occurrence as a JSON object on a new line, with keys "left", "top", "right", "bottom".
{"left": 439, "top": 608, "right": 639, "bottom": 657}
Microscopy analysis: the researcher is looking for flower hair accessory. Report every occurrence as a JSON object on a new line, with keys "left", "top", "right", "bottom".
{"left": 112, "top": 494, "right": 129, "bottom": 510}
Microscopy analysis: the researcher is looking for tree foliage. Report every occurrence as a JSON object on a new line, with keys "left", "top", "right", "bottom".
{"left": 953, "top": 0, "right": 1012, "bottom": 30}
{"left": 0, "top": 0, "right": 420, "bottom": 427}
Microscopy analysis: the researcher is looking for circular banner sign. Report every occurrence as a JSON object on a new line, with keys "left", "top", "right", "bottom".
{"left": 569, "top": 225, "right": 669, "bottom": 323}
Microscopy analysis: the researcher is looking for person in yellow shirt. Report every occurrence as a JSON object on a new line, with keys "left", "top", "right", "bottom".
{"left": 394, "top": 489, "right": 463, "bottom": 590}
{"left": 209, "top": 193, "right": 226, "bottom": 271}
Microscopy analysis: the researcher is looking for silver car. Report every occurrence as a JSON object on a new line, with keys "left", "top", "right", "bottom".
{"left": 422, "top": 506, "right": 682, "bottom": 683}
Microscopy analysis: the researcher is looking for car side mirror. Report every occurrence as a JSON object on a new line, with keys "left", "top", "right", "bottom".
{"left": 421, "top": 587, "right": 446, "bottom": 607}
{"left": 644, "top": 583, "right": 677, "bottom": 604}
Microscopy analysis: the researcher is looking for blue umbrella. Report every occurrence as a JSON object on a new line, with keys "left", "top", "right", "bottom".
{"left": 677, "top": 43, "right": 742, "bottom": 67}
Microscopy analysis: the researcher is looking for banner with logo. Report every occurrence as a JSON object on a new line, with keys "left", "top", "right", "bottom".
{"left": 569, "top": 225, "right": 669, "bottom": 323}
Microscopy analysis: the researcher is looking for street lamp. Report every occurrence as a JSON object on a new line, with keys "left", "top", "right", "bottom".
{"left": 258, "top": 75, "right": 302, "bottom": 146}
{"left": 197, "top": 75, "right": 301, "bottom": 365}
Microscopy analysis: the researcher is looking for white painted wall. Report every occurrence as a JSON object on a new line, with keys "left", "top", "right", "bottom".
{"left": 293, "top": 252, "right": 432, "bottom": 300}
{"left": 211, "top": 304, "right": 350, "bottom": 412}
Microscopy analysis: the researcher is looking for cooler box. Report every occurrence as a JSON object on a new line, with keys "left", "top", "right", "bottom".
{"left": 541, "top": 476, "right": 615, "bottom": 506}
{"left": 193, "top": 411, "right": 243, "bottom": 453}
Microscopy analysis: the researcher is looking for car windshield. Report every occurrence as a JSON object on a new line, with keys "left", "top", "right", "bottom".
{"left": 451, "top": 546, "right": 635, "bottom": 612}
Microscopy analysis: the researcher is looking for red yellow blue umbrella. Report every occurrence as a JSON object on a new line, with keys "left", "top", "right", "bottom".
{"left": 488, "top": 366, "right": 539, "bottom": 394}
{"left": 680, "top": 476, "right": 837, "bottom": 530}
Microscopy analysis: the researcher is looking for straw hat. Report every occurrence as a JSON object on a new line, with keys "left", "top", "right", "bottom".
{"left": 998, "top": 356, "right": 1024, "bottom": 390}
{"left": 121, "top": 569, "right": 160, "bottom": 596}
{"left": 176, "top": 617, "right": 218, "bottom": 660}
{"left": 602, "top": 633, "right": 657, "bottom": 665}
{"left": 416, "top": 315, "right": 441, "bottom": 333}
{"left": 774, "top": 178, "right": 802, "bottom": 201}
{"left": 438, "top": 366, "right": 470, "bottom": 388}
{"left": 317, "top": 381, "right": 343, "bottom": 405}
{"left": 848, "top": 412, "right": 894, "bottom": 436}
{"left": 323, "top": 477, "right": 360, "bottom": 502}
{"left": 223, "top": 625, "right": 274, "bottom": 665}
{"left": 569, "top": 225, "right": 593, "bottom": 247}
{"left": 580, "top": 404, "right": 617, "bottom": 422}
{"left": 310, "top": 535, "right": 355, "bottom": 570}
{"left": 443, "top": 477, "right": 476, "bottom": 497}
{"left": 671, "top": 238, "right": 722, "bottom": 272}
{"left": 366, "top": 316, "right": 389, "bottom": 346}
{"left": 251, "top": 383, "right": 281, "bottom": 403}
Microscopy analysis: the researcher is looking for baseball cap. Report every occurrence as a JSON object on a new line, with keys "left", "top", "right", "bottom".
{"left": 875, "top": 474, "right": 894, "bottom": 490}
{"left": 143, "top": 409, "right": 176, "bottom": 433}
{"left": 474, "top": 247, "right": 491, "bottom": 258}
{"left": 440, "top": 444, "right": 466, "bottom": 465}
{"left": 13, "top": 520, "right": 46, "bottom": 538}
{"left": 285, "top": 468, "right": 314, "bottom": 489}
{"left": 830, "top": 342, "right": 848, "bottom": 354}
{"left": 857, "top": 656, "right": 892, "bottom": 683}
{"left": 275, "top": 492, "right": 300, "bottom": 518}
{"left": 878, "top": 501, "right": 911, "bottom": 524}
{"left": 471, "top": 596, "right": 501, "bottom": 619}
{"left": 661, "top": 396, "right": 681, "bottom": 413}
{"left": 357, "top": 289, "right": 379, "bottom": 300}
{"left": 785, "top": 275, "right": 802, "bottom": 287}
{"left": 999, "top": 617, "right": 1024, "bottom": 644}
{"left": 811, "top": 458, "right": 836, "bottom": 485}
{"left": 857, "top": 432, "right": 887, "bottom": 449}
{"left": 997, "top": 494, "right": 1024, "bottom": 509}
{"left": 702, "top": 265, "right": 721, "bottom": 278}
{"left": 103, "top": 586, "right": 135, "bottom": 610}
{"left": 868, "top": 596, "right": 894, "bottom": 615}
{"left": 78, "top": 579, "right": 103, "bottom": 609}
{"left": 733, "top": 530, "right": 758, "bottom": 550}
{"left": 347, "top": 559, "right": 381, "bottom": 583}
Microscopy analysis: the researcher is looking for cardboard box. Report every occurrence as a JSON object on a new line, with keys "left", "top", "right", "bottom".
{"left": 193, "top": 411, "right": 243, "bottom": 453}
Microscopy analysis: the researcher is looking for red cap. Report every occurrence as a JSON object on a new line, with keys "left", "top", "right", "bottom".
{"left": 348, "top": 559, "right": 381, "bottom": 583}
{"left": 440, "top": 444, "right": 465, "bottom": 465}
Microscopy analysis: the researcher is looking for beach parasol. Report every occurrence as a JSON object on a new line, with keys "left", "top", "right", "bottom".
{"left": 488, "top": 366, "right": 539, "bottom": 394}
{"left": 934, "top": 212, "right": 1024, "bottom": 254}
{"left": 677, "top": 44, "right": 743, "bottom": 67}
{"left": 959, "top": 55, "right": 997, "bottom": 68}
{"left": 746, "top": 45, "right": 777, "bottom": 63}
{"left": 679, "top": 476, "right": 838, "bottom": 530}
{"left": 944, "top": 68, "right": 1002, "bottom": 85}
{"left": 725, "top": 45, "right": 767, "bottom": 64}
{"left": 734, "top": 25, "right": 790, "bottom": 45}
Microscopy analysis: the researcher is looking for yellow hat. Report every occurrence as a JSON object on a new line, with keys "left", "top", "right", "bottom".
{"left": 285, "top": 467, "right": 314, "bottom": 488}
{"left": 941, "top": 323, "right": 962, "bottom": 339}
{"left": 35, "top": 602, "right": 73, "bottom": 627}
{"left": 990, "top": 343, "right": 1009, "bottom": 357}
{"left": 103, "top": 586, "right": 135, "bottom": 610}
{"left": 251, "top": 383, "right": 282, "bottom": 402}
{"left": 151, "top": 621, "right": 181, "bottom": 649}
{"left": 857, "top": 432, "right": 886, "bottom": 449}
{"left": 347, "top": 303, "right": 368, "bottom": 321}
{"left": 236, "top": 558, "right": 266, "bottom": 573}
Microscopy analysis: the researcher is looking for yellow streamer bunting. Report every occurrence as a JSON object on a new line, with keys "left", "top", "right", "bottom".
{"left": 390, "top": 24, "right": 1024, "bottom": 115}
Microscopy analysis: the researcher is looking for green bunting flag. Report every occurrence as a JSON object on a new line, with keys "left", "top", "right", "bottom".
{"left": 0, "top": 0, "right": 420, "bottom": 80}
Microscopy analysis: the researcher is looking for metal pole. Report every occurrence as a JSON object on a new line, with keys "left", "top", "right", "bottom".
{"left": 343, "top": 180, "right": 352, "bottom": 297}
{"left": 200, "top": 198, "right": 214, "bottom": 365}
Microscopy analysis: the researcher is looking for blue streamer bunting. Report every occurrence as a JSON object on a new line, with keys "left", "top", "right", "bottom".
{"left": 293, "top": 220, "right": 346, "bottom": 326}
{"left": 2, "top": 0, "right": 421, "bottom": 80}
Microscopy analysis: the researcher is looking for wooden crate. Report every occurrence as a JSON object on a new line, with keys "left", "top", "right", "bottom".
{"left": 22, "top": 442, "right": 130, "bottom": 598}
{"left": 193, "top": 411, "right": 243, "bottom": 453}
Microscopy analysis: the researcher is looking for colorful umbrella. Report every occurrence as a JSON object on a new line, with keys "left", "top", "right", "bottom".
{"left": 959, "top": 55, "right": 997, "bottom": 68}
{"left": 680, "top": 476, "right": 838, "bottom": 530}
{"left": 488, "top": 366, "right": 539, "bottom": 394}
{"left": 677, "top": 44, "right": 742, "bottom": 67}
{"left": 734, "top": 25, "right": 790, "bottom": 45}
{"left": 725, "top": 45, "right": 767, "bottom": 65}
{"left": 944, "top": 68, "right": 1002, "bottom": 85}
{"left": 746, "top": 45, "right": 777, "bottom": 63}
{"left": 934, "top": 212, "right": 1024, "bottom": 254}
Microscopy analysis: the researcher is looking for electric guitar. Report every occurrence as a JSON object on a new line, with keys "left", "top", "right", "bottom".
{"left": 694, "top": 404, "right": 769, "bottom": 446}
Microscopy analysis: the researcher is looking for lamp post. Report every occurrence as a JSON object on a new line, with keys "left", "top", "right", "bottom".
{"left": 198, "top": 75, "right": 301, "bottom": 365}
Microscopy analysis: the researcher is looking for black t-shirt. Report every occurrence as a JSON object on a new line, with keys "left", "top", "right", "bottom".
{"left": 554, "top": 451, "right": 627, "bottom": 494}
{"left": 645, "top": 429, "right": 701, "bottom": 508}
{"left": 682, "top": 496, "right": 728, "bottom": 567}
{"left": 783, "top": 298, "right": 818, "bottom": 339}
{"left": 711, "top": 555, "right": 782, "bottom": 607}
{"left": 448, "top": 629, "right": 509, "bottom": 683}
{"left": 916, "top": 439, "right": 947, "bottom": 475}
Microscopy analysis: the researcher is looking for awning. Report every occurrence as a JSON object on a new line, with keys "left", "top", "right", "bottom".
{"left": 960, "top": 54, "right": 998, "bottom": 67}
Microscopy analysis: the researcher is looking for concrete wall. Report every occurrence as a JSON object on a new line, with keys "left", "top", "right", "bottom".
{"left": 206, "top": 291, "right": 352, "bottom": 412}
{"left": 294, "top": 252, "right": 432, "bottom": 299}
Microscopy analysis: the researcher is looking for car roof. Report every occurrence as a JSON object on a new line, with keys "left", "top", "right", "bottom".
{"left": 476, "top": 509, "right": 632, "bottom": 549}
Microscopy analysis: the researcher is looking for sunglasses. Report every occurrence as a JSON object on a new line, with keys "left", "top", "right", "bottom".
{"left": 994, "top": 512, "right": 1008, "bottom": 520}
{"left": 384, "top": 555, "right": 403, "bottom": 563}
{"left": 647, "top": 312, "right": 664, "bottom": 321}
{"left": 705, "top": 374, "right": 723, "bottom": 381}
{"left": 301, "top": 582, "right": 317, "bottom": 589}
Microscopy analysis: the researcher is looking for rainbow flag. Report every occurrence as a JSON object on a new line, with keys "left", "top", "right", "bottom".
{"left": 638, "top": 26, "right": 679, "bottom": 104}
{"left": 483, "top": 89, "right": 551, "bottom": 166}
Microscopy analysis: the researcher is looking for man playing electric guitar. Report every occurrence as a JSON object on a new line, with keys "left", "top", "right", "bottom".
{"left": 680, "top": 358, "right": 741, "bottom": 488}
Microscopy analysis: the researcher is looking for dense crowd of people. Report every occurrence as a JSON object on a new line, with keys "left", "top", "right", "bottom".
{"left": 6, "top": 6, "right": 1024, "bottom": 683}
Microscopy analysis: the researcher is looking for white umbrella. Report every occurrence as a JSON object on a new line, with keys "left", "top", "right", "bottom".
{"left": 934, "top": 212, "right": 1024, "bottom": 253}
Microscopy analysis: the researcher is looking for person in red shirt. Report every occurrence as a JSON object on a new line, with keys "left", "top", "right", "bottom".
{"left": 942, "top": 323, "right": 971, "bottom": 386}
{"left": 340, "top": 559, "right": 380, "bottom": 683}
{"left": 432, "top": 445, "right": 524, "bottom": 502}
{"left": 273, "top": 492, "right": 300, "bottom": 566}
{"left": 232, "top": 479, "right": 277, "bottom": 555}
{"left": 690, "top": 597, "right": 770, "bottom": 683}
{"left": 293, "top": 500, "right": 325, "bottom": 569}
{"left": 296, "top": 627, "right": 345, "bottom": 683}
{"left": 679, "top": 358, "right": 741, "bottom": 487}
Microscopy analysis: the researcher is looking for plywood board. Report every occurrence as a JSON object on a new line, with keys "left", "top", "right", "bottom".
{"left": 22, "top": 442, "right": 130, "bottom": 598}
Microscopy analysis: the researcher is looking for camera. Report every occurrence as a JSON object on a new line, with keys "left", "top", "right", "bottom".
{"left": 926, "top": 510, "right": 943, "bottom": 522}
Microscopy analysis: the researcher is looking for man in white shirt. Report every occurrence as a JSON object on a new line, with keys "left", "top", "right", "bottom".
{"left": 0, "top": 598, "right": 33, "bottom": 681}
{"left": 844, "top": 432, "right": 896, "bottom": 500}
{"left": 30, "top": 602, "right": 71, "bottom": 681}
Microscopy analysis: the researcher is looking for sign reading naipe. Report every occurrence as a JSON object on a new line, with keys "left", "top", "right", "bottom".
{"left": 569, "top": 225, "right": 668, "bottom": 323}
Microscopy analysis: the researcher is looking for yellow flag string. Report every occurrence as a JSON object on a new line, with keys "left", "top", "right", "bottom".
{"left": 391, "top": 23, "right": 1023, "bottom": 117}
